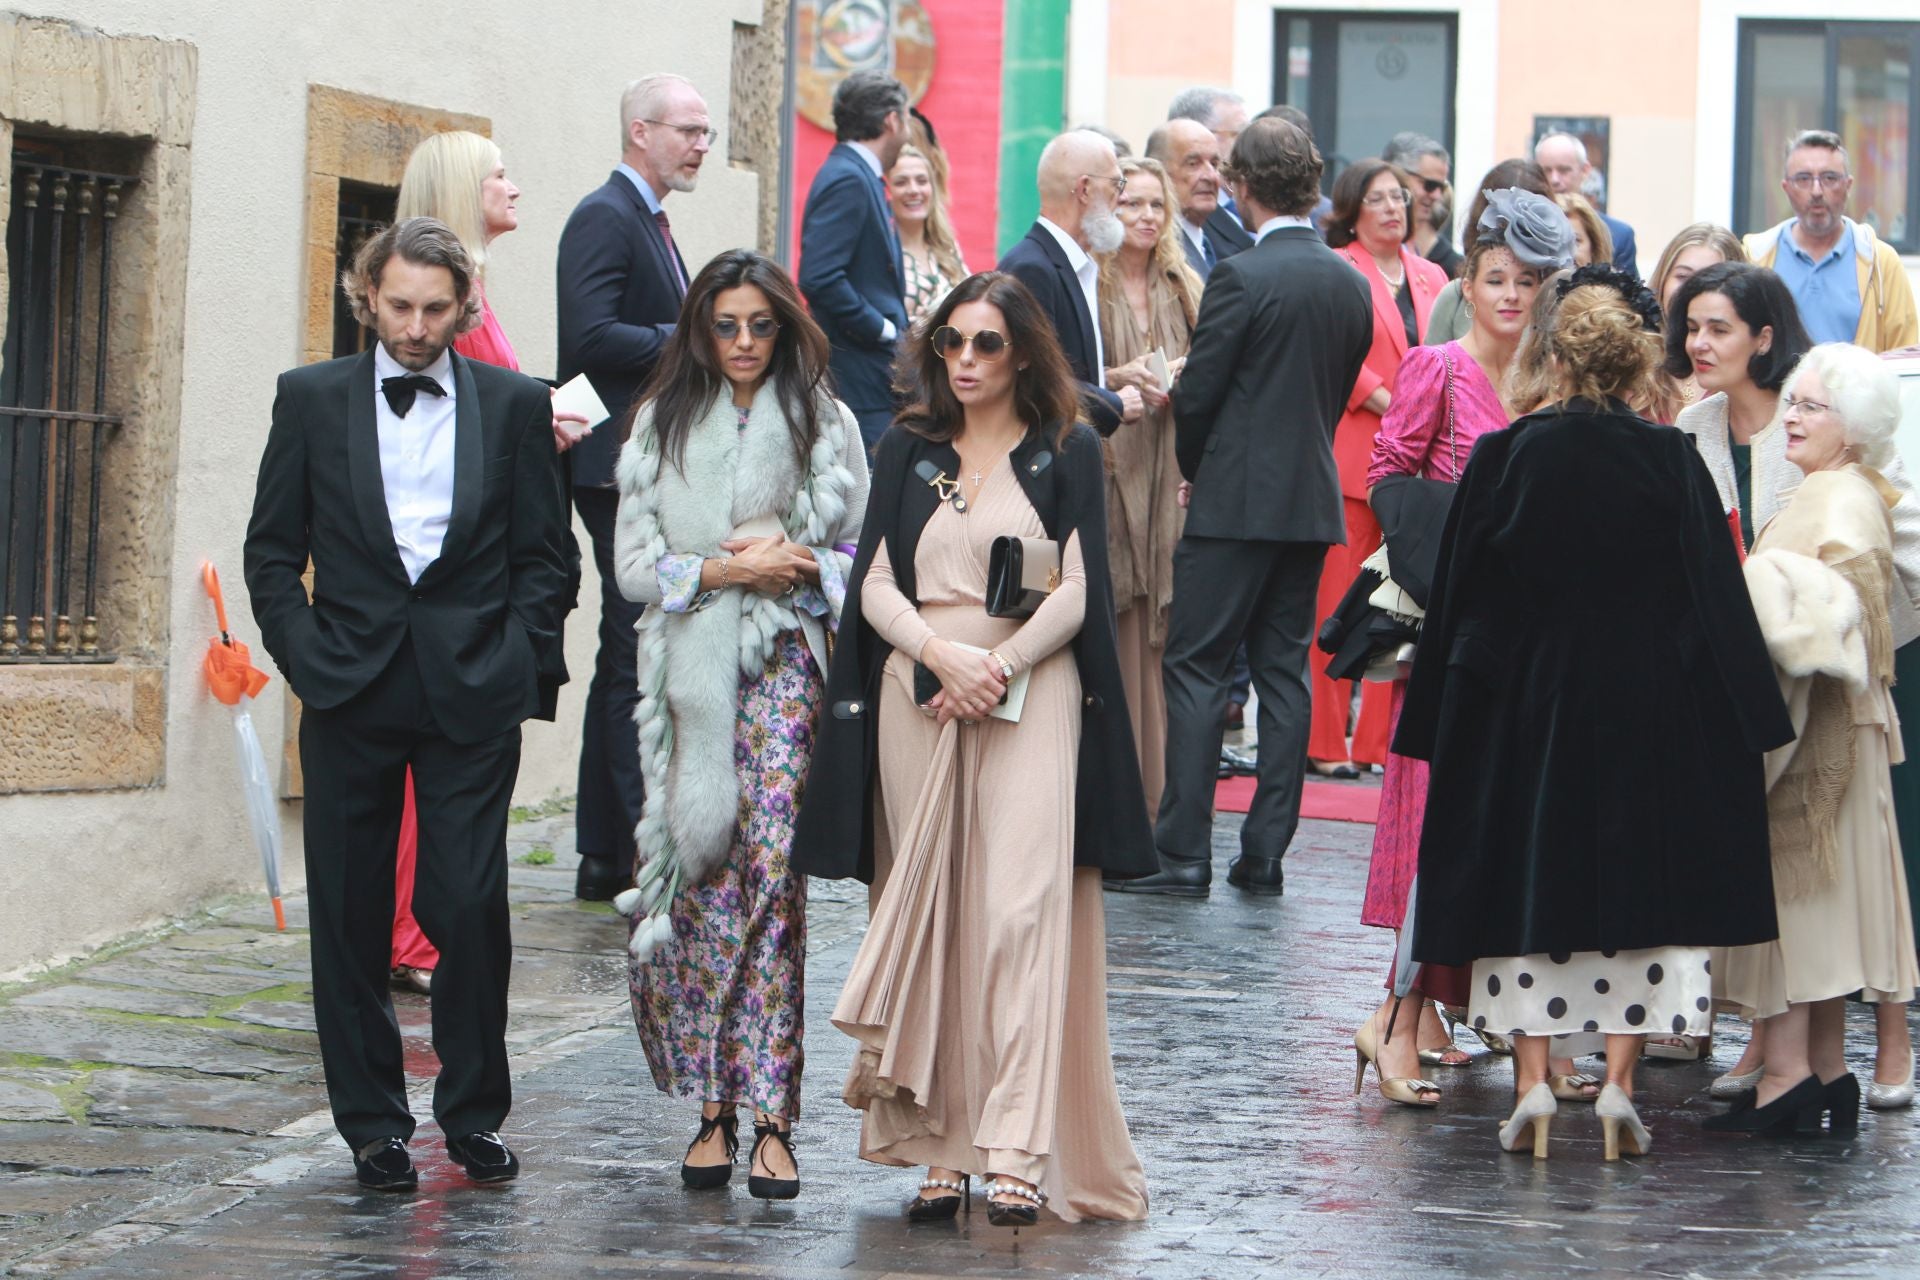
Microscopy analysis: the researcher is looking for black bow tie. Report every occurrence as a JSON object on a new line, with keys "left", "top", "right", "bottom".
{"left": 381, "top": 373, "right": 446, "bottom": 418}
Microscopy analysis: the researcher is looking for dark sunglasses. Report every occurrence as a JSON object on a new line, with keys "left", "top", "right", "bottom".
{"left": 1417, "top": 176, "right": 1448, "bottom": 195}
{"left": 712, "top": 316, "right": 781, "bottom": 340}
{"left": 931, "top": 326, "right": 1009, "bottom": 360}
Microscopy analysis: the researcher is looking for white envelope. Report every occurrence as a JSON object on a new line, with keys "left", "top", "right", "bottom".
{"left": 549, "top": 373, "right": 610, "bottom": 441}
{"left": 1146, "top": 348, "right": 1170, "bottom": 391}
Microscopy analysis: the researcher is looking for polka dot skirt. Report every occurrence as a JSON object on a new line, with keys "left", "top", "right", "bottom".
{"left": 1468, "top": 946, "right": 1711, "bottom": 1056}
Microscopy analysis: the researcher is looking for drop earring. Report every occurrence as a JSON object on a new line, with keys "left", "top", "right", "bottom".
{"left": 1463, "top": 300, "right": 1476, "bottom": 319}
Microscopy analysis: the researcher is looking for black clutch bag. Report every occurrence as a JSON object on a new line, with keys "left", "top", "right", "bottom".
{"left": 985, "top": 535, "right": 1060, "bottom": 619}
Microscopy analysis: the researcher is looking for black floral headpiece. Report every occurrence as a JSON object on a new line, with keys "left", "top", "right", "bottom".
{"left": 1556, "top": 263, "right": 1663, "bottom": 334}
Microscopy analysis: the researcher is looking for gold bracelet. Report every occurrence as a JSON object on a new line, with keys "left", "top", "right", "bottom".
{"left": 716, "top": 557, "right": 731, "bottom": 590}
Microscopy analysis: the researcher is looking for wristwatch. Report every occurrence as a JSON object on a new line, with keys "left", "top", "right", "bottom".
{"left": 987, "top": 650, "right": 1015, "bottom": 682}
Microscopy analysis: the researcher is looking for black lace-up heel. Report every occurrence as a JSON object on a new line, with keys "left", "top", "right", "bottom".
{"left": 680, "top": 1108, "right": 738, "bottom": 1190}
{"left": 747, "top": 1119, "right": 799, "bottom": 1200}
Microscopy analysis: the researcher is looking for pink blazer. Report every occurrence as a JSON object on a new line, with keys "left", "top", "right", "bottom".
{"left": 1331, "top": 243, "right": 1449, "bottom": 501}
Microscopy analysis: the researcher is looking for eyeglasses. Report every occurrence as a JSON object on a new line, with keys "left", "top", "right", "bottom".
{"left": 712, "top": 316, "right": 781, "bottom": 340}
{"left": 1782, "top": 393, "right": 1833, "bottom": 416}
{"left": 1362, "top": 188, "right": 1412, "bottom": 208}
{"left": 1786, "top": 171, "right": 1848, "bottom": 190}
{"left": 647, "top": 119, "right": 719, "bottom": 146}
{"left": 1082, "top": 174, "right": 1127, "bottom": 199}
{"left": 931, "top": 326, "right": 1009, "bottom": 360}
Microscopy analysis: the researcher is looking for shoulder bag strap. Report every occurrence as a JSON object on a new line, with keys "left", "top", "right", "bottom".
{"left": 1441, "top": 345, "right": 1459, "bottom": 480}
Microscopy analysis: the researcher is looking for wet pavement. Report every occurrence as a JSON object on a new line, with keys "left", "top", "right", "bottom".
{"left": 4, "top": 795, "right": 1919, "bottom": 1278}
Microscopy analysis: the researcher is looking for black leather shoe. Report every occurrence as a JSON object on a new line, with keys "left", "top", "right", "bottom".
{"left": 1702, "top": 1076, "right": 1823, "bottom": 1135}
{"left": 1220, "top": 745, "right": 1259, "bottom": 776}
{"left": 446, "top": 1130, "right": 520, "bottom": 1183}
{"left": 1105, "top": 856, "right": 1211, "bottom": 897}
{"left": 353, "top": 1137, "right": 417, "bottom": 1192}
{"left": 574, "top": 853, "right": 633, "bottom": 901}
{"left": 1226, "top": 855, "right": 1285, "bottom": 896}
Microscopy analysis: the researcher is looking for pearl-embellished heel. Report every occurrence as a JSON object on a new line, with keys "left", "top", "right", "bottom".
{"left": 905, "top": 1172, "right": 970, "bottom": 1222}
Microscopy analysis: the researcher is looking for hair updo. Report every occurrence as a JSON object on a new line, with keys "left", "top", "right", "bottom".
{"left": 1547, "top": 285, "right": 1663, "bottom": 409}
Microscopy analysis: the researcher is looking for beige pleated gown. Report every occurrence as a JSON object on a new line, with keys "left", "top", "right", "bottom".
{"left": 832, "top": 453, "right": 1149, "bottom": 1222}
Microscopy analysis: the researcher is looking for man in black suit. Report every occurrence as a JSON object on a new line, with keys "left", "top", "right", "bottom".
{"left": 1168, "top": 86, "right": 1258, "bottom": 258}
{"left": 1109, "top": 118, "right": 1371, "bottom": 899}
{"left": 245, "top": 218, "right": 569, "bottom": 1188}
{"left": 997, "top": 129, "right": 1140, "bottom": 436}
{"left": 555, "top": 73, "right": 706, "bottom": 900}
{"left": 1146, "top": 119, "right": 1249, "bottom": 282}
{"left": 797, "top": 70, "right": 913, "bottom": 454}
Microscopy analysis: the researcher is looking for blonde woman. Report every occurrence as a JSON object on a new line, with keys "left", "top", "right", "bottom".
{"left": 1096, "top": 157, "right": 1202, "bottom": 821}
{"left": 1555, "top": 192, "right": 1613, "bottom": 269}
{"left": 887, "top": 144, "right": 967, "bottom": 322}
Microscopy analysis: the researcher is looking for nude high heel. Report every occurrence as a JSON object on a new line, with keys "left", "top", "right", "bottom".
{"left": 1353, "top": 1020, "right": 1440, "bottom": 1108}
{"left": 1498, "top": 1082, "right": 1557, "bottom": 1158}
{"left": 1596, "top": 1083, "right": 1652, "bottom": 1161}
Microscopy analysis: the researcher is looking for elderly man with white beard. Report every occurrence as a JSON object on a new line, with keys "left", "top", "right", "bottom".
{"left": 996, "top": 129, "right": 1140, "bottom": 435}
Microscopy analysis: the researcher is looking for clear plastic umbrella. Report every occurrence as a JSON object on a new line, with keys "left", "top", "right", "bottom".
{"left": 200, "top": 562, "right": 284, "bottom": 930}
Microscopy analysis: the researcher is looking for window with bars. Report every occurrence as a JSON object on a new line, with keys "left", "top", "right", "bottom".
{"left": 333, "top": 180, "right": 396, "bottom": 359}
{"left": 1, "top": 140, "right": 140, "bottom": 662}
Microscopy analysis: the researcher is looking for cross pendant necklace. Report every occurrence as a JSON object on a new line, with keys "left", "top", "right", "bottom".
{"left": 970, "top": 468, "right": 984, "bottom": 488}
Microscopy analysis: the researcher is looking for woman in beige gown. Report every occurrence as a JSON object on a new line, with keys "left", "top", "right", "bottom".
{"left": 1709, "top": 343, "right": 1920, "bottom": 1137}
{"left": 791, "top": 272, "right": 1158, "bottom": 1226}
{"left": 1098, "top": 157, "right": 1199, "bottom": 820}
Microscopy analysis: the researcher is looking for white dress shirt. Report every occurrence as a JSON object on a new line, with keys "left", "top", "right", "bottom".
{"left": 1253, "top": 213, "right": 1316, "bottom": 243}
{"left": 373, "top": 343, "right": 457, "bottom": 584}
{"left": 1036, "top": 216, "right": 1104, "bottom": 377}
{"left": 1179, "top": 216, "right": 1210, "bottom": 261}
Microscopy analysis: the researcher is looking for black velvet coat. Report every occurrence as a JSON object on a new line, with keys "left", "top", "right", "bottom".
{"left": 1394, "top": 402, "right": 1794, "bottom": 966}
{"left": 791, "top": 422, "right": 1157, "bottom": 883}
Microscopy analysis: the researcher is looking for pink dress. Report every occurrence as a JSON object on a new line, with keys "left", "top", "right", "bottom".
{"left": 1360, "top": 342, "right": 1509, "bottom": 944}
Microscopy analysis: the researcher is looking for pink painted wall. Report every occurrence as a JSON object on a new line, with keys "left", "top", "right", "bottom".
{"left": 790, "top": 0, "right": 1006, "bottom": 275}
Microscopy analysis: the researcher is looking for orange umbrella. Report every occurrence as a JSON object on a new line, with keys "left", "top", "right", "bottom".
{"left": 201, "top": 562, "right": 284, "bottom": 930}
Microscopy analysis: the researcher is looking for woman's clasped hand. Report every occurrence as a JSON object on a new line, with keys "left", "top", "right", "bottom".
{"left": 918, "top": 636, "right": 1007, "bottom": 724}
{"left": 717, "top": 533, "right": 816, "bottom": 596}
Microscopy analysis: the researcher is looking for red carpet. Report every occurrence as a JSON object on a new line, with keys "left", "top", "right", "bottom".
{"left": 1215, "top": 775, "right": 1380, "bottom": 823}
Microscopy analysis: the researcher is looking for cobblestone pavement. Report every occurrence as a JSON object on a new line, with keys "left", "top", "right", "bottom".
{"left": 4, "top": 795, "right": 1920, "bottom": 1278}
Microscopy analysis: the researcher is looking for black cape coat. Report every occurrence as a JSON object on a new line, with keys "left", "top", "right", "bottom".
{"left": 791, "top": 422, "right": 1158, "bottom": 883}
{"left": 1394, "top": 401, "right": 1794, "bottom": 966}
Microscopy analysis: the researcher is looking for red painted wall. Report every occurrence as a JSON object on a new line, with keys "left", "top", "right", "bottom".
{"left": 790, "top": 0, "right": 1006, "bottom": 276}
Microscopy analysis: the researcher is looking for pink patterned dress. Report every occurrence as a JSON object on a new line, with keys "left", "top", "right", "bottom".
{"left": 1361, "top": 342, "right": 1510, "bottom": 941}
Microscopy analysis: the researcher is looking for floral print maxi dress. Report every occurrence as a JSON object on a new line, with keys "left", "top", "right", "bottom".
{"left": 627, "top": 406, "right": 841, "bottom": 1121}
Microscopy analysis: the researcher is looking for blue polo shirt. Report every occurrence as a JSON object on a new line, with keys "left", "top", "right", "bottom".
{"left": 1772, "top": 219, "right": 1861, "bottom": 345}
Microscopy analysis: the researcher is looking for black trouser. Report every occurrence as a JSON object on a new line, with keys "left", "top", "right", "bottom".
{"left": 1156, "top": 536, "right": 1326, "bottom": 865}
{"left": 299, "top": 635, "right": 520, "bottom": 1150}
{"left": 571, "top": 486, "right": 646, "bottom": 871}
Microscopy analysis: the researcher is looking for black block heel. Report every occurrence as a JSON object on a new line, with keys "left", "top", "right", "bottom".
{"left": 1702, "top": 1075, "right": 1824, "bottom": 1136}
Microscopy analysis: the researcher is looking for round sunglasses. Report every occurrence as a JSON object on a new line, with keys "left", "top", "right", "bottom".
{"left": 931, "top": 326, "right": 1009, "bottom": 361}
{"left": 712, "top": 316, "right": 781, "bottom": 340}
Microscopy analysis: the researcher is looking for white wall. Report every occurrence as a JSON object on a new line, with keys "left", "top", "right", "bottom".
{"left": 0, "top": 0, "right": 764, "bottom": 977}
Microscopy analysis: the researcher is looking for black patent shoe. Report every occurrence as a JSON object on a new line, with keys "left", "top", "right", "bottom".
{"left": 445, "top": 1130, "right": 520, "bottom": 1182}
{"left": 353, "top": 1136, "right": 417, "bottom": 1192}
{"left": 1105, "top": 856, "right": 1211, "bottom": 897}
{"left": 574, "top": 853, "right": 634, "bottom": 901}
{"left": 680, "top": 1109, "right": 738, "bottom": 1190}
{"left": 1702, "top": 1076, "right": 1824, "bottom": 1136}
{"left": 906, "top": 1173, "right": 970, "bottom": 1221}
{"left": 984, "top": 1177, "right": 1044, "bottom": 1228}
{"left": 1227, "top": 854, "right": 1285, "bottom": 896}
{"left": 747, "top": 1120, "right": 799, "bottom": 1200}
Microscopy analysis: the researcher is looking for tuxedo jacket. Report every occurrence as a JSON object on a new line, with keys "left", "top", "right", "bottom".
{"left": 244, "top": 349, "right": 571, "bottom": 744}
{"left": 556, "top": 172, "right": 689, "bottom": 488}
{"left": 1171, "top": 226, "right": 1372, "bottom": 544}
{"left": 997, "top": 223, "right": 1125, "bottom": 436}
{"left": 797, "top": 142, "right": 909, "bottom": 415}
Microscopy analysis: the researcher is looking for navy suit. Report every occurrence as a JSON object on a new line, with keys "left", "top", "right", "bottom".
{"left": 1602, "top": 212, "right": 1639, "bottom": 279}
{"left": 1181, "top": 209, "right": 1255, "bottom": 280}
{"left": 798, "top": 142, "right": 909, "bottom": 451}
{"left": 996, "top": 223, "right": 1125, "bottom": 436}
{"left": 554, "top": 171, "right": 688, "bottom": 885}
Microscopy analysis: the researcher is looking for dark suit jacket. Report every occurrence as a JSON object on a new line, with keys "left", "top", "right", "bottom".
{"left": 556, "top": 172, "right": 688, "bottom": 488}
{"left": 1206, "top": 206, "right": 1254, "bottom": 257}
{"left": 797, "top": 142, "right": 909, "bottom": 415}
{"left": 1602, "top": 212, "right": 1639, "bottom": 278}
{"left": 1171, "top": 225, "right": 1372, "bottom": 543}
{"left": 244, "top": 350, "right": 571, "bottom": 745}
{"left": 996, "top": 223, "right": 1125, "bottom": 436}
{"left": 792, "top": 422, "right": 1157, "bottom": 883}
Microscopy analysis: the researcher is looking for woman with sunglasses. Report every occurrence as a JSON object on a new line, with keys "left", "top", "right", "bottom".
{"left": 611, "top": 249, "right": 869, "bottom": 1200}
{"left": 795, "top": 271, "right": 1154, "bottom": 1227}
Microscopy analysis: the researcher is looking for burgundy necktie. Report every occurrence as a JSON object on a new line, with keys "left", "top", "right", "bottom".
{"left": 655, "top": 209, "right": 689, "bottom": 296}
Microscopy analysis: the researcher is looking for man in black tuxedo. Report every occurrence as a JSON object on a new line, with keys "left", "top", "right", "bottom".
{"left": 997, "top": 128, "right": 1140, "bottom": 436}
{"left": 245, "top": 218, "right": 569, "bottom": 1189}
{"left": 1109, "top": 117, "right": 1371, "bottom": 899}
{"left": 1146, "top": 119, "right": 1250, "bottom": 283}
{"left": 797, "top": 69, "right": 913, "bottom": 454}
{"left": 555, "top": 73, "right": 705, "bottom": 900}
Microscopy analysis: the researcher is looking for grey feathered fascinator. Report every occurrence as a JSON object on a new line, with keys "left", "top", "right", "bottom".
{"left": 1476, "top": 188, "right": 1575, "bottom": 272}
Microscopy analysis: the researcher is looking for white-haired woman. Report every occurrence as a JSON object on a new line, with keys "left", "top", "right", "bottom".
{"left": 1709, "top": 344, "right": 1920, "bottom": 1137}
